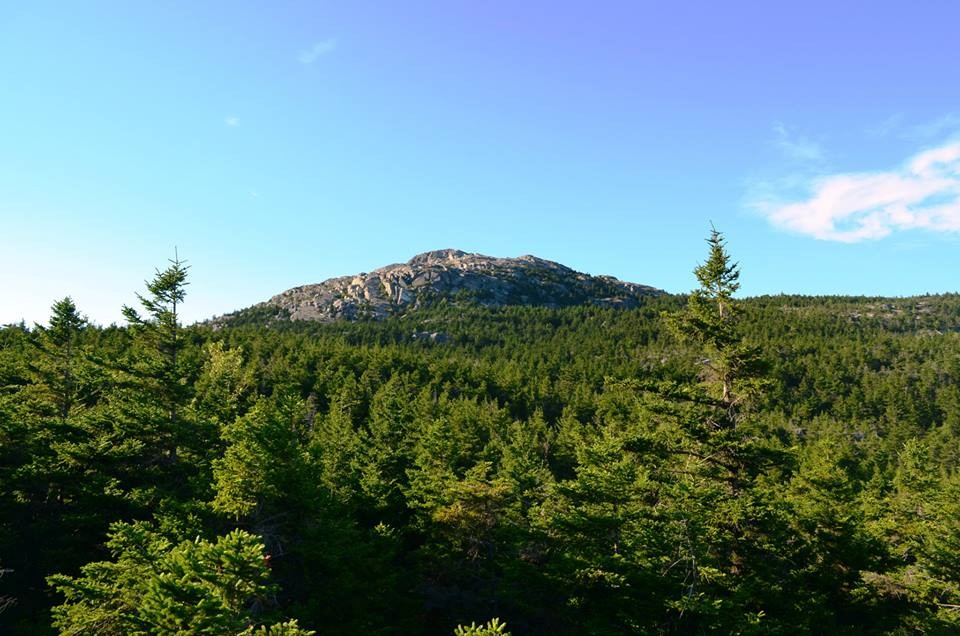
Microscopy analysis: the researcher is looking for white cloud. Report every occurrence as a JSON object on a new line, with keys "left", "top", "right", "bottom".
{"left": 225, "top": 116, "right": 240, "bottom": 127}
{"left": 773, "top": 123, "right": 823, "bottom": 161}
{"left": 299, "top": 39, "right": 337, "bottom": 65}
{"left": 752, "top": 140, "right": 960, "bottom": 243}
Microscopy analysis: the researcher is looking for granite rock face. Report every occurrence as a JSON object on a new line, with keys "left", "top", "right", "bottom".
{"left": 238, "top": 249, "right": 663, "bottom": 323}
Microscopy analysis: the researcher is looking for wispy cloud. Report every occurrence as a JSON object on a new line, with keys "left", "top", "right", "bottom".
{"left": 866, "top": 112, "right": 960, "bottom": 141}
{"left": 772, "top": 123, "right": 823, "bottom": 162}
{"left": 225, "top": 116, "right": 240, "bottom": 127}
{"left": 906, "top": 113, "right": 960, "bottom": 140}
{"left": 299, "top": 38, "right": 337, "bottom": 65}
{"left": 866, "top": 113, "right": 903, "bottom": 138}
{"left": 751, "top": 140, "right": 960, "bottom": 243}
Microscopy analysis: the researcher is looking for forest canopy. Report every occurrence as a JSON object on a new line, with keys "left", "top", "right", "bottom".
{"left": 3, "top": 234, "right": 960, "bottom": 634}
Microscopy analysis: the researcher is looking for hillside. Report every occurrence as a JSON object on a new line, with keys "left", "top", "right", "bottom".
{"left": 218, "top": 249, "right": 663, "bottom": 324}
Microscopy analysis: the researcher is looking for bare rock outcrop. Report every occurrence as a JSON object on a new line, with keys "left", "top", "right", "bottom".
{"left": 229, "top": 249, "right": 663, "bottom": 324}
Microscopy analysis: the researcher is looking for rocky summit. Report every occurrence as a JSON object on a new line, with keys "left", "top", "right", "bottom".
{"left": 233, "top": 249, "right": 663, "bottom": 323}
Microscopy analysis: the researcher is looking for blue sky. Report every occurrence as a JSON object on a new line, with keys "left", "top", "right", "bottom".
{"left": 3, "top": 1, "right": 960, "bottom": 326}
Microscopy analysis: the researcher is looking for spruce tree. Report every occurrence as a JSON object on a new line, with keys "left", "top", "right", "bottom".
{"left": 49, "top": 525, "right": 313, "bottom": 634}
{"left": 33, "top": 297, "right": 88, "bottom": 420}
{"left": 667, "top": 225, "right": 765, "bottom": 422}
{"left": 122, "top": 253, "right": 191, "bottom": 463}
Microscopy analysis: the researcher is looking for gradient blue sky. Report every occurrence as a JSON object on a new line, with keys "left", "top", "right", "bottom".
{"left": 4, "top": 2, "right": 960, "bottom": 326}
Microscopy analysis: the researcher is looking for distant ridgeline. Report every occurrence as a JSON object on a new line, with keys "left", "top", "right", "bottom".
{"left": 214, "top": 249, "right": 665, "bottom": 325}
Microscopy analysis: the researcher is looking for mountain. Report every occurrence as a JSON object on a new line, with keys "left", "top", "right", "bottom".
{"left": 220, "top": 249, "right": 664, "bottom": 324}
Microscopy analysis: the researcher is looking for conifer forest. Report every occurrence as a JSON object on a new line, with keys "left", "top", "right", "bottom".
{"left": 5, "top": 231, "right": 960, "bottom": 634}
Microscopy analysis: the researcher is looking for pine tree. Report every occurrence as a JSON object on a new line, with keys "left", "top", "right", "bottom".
{"left": 121, "top": 252, "right": 191, "bottom": 464}
{"left": 49, "top": 525, "right": 312, "bottom": 635}
{"left": 191, "top": 340, "right": 252, "bottom": 429}
{"left": 212, "top": 395, "right": 314, "bottom": 524}
{"left": 0, "top": 299, "right": 104, "bottom": 630}
{"left": 543, "top": 229, "right": 837, "bottom": 633}
{"left": 668, "top": 225, "right": 765, "bottom": 422}
{"left": 33, "top": 297, "right": 88, "bottom": 420}
{"left": 33, "top": 256, "right": 205, "bottom": 525}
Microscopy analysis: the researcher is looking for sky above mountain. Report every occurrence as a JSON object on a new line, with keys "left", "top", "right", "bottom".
{"left": 3, "top": 1, "right": 960, "bottom": 326}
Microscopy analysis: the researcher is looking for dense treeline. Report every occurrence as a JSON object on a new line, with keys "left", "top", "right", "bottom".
{"left": 3, "top": 237, "right": 960, "bottom": 633}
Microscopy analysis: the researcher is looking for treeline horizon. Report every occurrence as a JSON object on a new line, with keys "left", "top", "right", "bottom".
{"left": 12, "top": 287, "right": 960, "bottom": 334}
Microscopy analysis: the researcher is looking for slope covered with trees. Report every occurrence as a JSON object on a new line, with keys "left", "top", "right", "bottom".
{"left": 3, "top": 235, "right": 960, "bottom": 633}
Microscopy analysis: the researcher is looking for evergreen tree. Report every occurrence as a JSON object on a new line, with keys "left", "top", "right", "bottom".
{"left": 667, "top": 226, "right": 766, "bottom": 421}
{"left": 32, "top": 297, "right": 89, "bottom": 420}
{"left": 212, "top": 395, "right": 314, "bottom": 526}
{"left": 49, "top": 524, "right": 310, "bottom": 635}
{"left": 191, "top": 340, "right": 253, "bottom": 429}
{"left": 121, "top": 252, "right": 192, "bottom": 466}
{"left": 213, "top": 394, "right": 408, "bottom": 635}
{"left": 0, "top": 299, "right": 104, "bottom": 631}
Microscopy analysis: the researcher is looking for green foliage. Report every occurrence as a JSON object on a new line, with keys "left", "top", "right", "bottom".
{"left": 103, "top": 253, "right": 209, "bottom": 505}
{"left": 48, "top": 521, "right": 172, "bottom": 635}
{"left": 666, "top": 226, "right": 766, "bottom": 415}
{"left": 239, "top": 620, "right": 315, "bottom": 635}
{"left": 192, "top": 341, "right": 253, "bottom": 427}
{"left": 453, "top": 617, "right": 510, "bottom": 635}
{"left": 49, "top": 525, "right": 295, "bottom": 635}
{"left": 6, "top": 243, "right": 960, "bottom": 632}
{"left": 121, "top": 254, "right": 192, "bottom": 408}
{"left": 137, "top": 530, "right": 276, "bottom": 635}
{"left": 31, "top": 297, "right": 89, "bottom": 420}
{"left": 212, "top": 395, "right": 313, "bottom": 520}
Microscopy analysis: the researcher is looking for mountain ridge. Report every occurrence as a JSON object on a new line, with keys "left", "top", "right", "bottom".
{"left": 218, "top": 249, "right": 664, "bottom": 324}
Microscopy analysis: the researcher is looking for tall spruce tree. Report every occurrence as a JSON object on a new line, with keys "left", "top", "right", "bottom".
{"left": 543, "top": 228, "right": 868, "bottom": 633}
{"left": 122, "top": 252, "right": 191, "bottom": 464}
{"left": 55, "top": 253, "right": 206, "bottom": 511}
{"left": 667, "top": 225, "right": 765, "bottom": 423}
